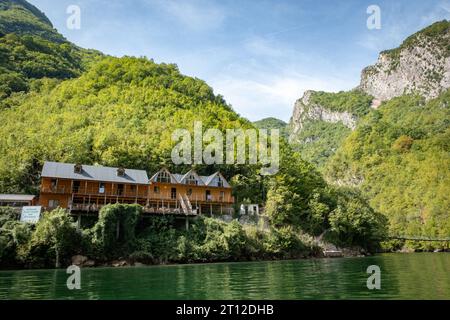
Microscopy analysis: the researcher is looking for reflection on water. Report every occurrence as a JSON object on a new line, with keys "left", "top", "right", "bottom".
{"left": 0, "top": 253, "right": 449, "bottom": 299}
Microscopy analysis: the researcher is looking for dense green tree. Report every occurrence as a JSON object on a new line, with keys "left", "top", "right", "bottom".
{"left": 29, "top": 208, "right": 81, "bottom": 267}
{"left": 91, "top": 204, "right": 141, "bottom": 258}
{"left": 326, "top": 91, "right": 450, "bottom": 249}
{"left": 327, "top": 188, "right": 387, "bottom": 250}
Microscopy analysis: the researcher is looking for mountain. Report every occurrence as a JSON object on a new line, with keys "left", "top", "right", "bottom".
{"left": 325, "top": 91, "right": 450, "bottom": 247}
{"left": 253, "top": 117, "right": 288, "bottom": 139}
{"left": 0, "top": 55, "right": 253, "bottom": 193}
{"left": 0, "top": 0, "right": 102, "bottom": 103}
{"left": 289, "top": 20, "right": 450, "bottom": 169}
{"left": 287, "top": 20, "right": 450, "bottom": 249}
{"left": 0, "top": 0, "right": 60, "bottom": 41}
{"left": 288, "top": 89, "right": 373, "bottom": 167}
{"left": 360, "top": 20, "right": 450, "bottom": 102}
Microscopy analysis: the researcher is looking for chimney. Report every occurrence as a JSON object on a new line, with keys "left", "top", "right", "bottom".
{"left": 117, "top": 167, "right": 125, "bottom": 177}
{"left": 74, "top": 163, "right": 82, "bottom": 174}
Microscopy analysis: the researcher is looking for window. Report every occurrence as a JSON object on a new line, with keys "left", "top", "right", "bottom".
{"left": 219, "top": 191, "right": 225, "bottom": 201}
{"left": 73, "top": 181, "right": 80, "bottom": 193}
{"left": 171, "top": 188, "right": 177, "bottom": 200}
{"left": 186, "top": 174, "right": 198, "bottom": 185}
{"left": 99, "top": 182, "right": 105, "bottom": 194}
{"left": 154, "top": 186, "right": 160, "bottom": 194}
{"left": 51, "top": 179, "right": 57, "bottom": 190}
{"left": 49, "top": 199, "right": 59, "bottom": 208}
{"left": 117, "top": 184, "right": 124, "bottom": 196}
{"left": 130, "top": 185, "right": 136, "bottom": 193}
{"left": 187, "top": 188, "right": 192, "bottom": 196}
{"left": 217, "top": 177, "right": 224, "bottom": 187}
{"left": 156, "top": 171, "right": 170, "bottom": 183}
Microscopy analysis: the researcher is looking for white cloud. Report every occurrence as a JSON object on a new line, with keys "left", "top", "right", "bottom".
{"left": 211, "top": 72, "right": 355, "bottom": 122}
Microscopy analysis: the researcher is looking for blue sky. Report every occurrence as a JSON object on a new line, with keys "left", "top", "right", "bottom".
{"left": 29, "top": 0, "right": 450, "bottom": 121}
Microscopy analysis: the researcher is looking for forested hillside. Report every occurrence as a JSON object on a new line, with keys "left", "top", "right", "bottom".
{"left": 288, "top": 90, "right": 373, "bottom": 168}
{"left": 325, "top": 91, "right": 450, "bottom": 249}
{"left": 253, "top": 117, "right": 288, "bottom": 139}
{"left": 0, "top": 0, "right": 101, "bottom": 103}
{"left": 284, "top": 20, "right": 450, "bottom": 250}
{"left": 0, "top": 55, "right": 251, "bottom": 193}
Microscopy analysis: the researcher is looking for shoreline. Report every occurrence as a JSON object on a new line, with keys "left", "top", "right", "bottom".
{"left": 2, "top": 250, "right": 448, "bottom": 272}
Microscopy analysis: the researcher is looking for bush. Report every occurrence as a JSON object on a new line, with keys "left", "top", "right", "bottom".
{"left": 134, "top": 216, "right": 179, "bottom": 264}
{"left": 263, "top": 226, "right": 309, "bottom": 259}
{"left": 0, "top": 219, "right": 33, "bottom": 266}
{"left": 0, "top": 206, "right": 20, "bottom": 227}
{"left": 91, "top": 204, "right": 141, "bottom": 259}
{"left": 29, "top": 208, "right": 81, "bottom": 267}
{"left": 327, "top": 189, "right": 387, "bottom": 250}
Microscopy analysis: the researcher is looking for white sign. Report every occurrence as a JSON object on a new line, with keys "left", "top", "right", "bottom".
{"left": 20, "top": 206, "right": 42, "bottom": 223}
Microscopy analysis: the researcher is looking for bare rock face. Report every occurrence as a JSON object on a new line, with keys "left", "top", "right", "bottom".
{"left": 289, "top": 90, "right": 357, "bottom": 141}
{"left": 359, "top": 25, "right": 450, "bottom": 101}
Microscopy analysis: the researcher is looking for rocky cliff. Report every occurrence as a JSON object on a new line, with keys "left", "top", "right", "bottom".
{"left": 359, "top": 20, "right": 450, "bottom": 101}
{"left": 287, "top": 89, "right": 372, "bottom": 167}
{"left": 289, "top": 90, "right": 358, "bottom": 138}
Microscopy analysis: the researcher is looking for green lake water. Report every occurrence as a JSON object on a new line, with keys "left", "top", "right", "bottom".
{"left": 0, "top": 253, "right": 449, "bottom": 300}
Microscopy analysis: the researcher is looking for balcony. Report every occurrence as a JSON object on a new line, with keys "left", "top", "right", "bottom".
{"left": 41, "top": 186, "right": 148, "bottom": 198}
{"left": 41, "top": 186, "right": 68, "bottom": 194}
{"left": 73, "top": 187, "right": 148, "bottom": 198}
{"left": 149, "top": 193, "right": 234, "bottom": 204}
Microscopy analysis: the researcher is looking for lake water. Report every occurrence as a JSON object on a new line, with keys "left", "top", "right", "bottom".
{"left": 0, "top": 253, "right": 449, "bottom": 299}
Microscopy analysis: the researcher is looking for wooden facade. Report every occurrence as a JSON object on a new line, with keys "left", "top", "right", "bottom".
{"left": 147, "top": 169, "right": 234, "bottom": 215}
{"left": 0, "top": 194, "right": 36, "bottom": 208}
{"left": 39, "top": 178, "right": 149, "bottom": 212}
{"left": 39, "top": 162, "right": 234, "bottom": 216}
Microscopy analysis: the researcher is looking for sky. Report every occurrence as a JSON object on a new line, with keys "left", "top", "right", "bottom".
{"left": 28, "top": 0, "right": 450, "bottom": 122}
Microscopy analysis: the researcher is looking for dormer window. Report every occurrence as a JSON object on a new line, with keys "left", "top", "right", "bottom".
{"left": 156, "top": 170, "right": 170, "bottom": 183}
{"left": 217, "top": 176, "right": 223, "bottom": 187}
{"left": 74, "top": 164, "right": 82, "bottom": 174}
{"left": 186, "top": 174, "right": 198, "bottom": 185}
{"left": 117, "top": 167, "right": 125, "bottom": 177}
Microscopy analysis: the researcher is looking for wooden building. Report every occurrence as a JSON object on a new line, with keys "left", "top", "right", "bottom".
{"left": 0, "top": 194, "right": 36, "bottom": 208}
{"left": 147, "top": 168, "right": 234, "bottom": 215}
{"left": 39, "top": 162, "right": 234, "bottom": 216}
{"left": 39, "top": 162, "right": 149, "bottom": 213}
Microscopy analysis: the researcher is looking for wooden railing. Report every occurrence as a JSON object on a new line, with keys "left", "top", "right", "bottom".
{"left": 149, "top": 194, "right": 234, "bottom": 203}
{"left": 41, "top": 187, "right": 235, "bottom": 203}
{"left": 41, "top": 187, "right": 68, "bottom": 194}
{"left": 41, "top": 186, "right": 148, "bottom": 198}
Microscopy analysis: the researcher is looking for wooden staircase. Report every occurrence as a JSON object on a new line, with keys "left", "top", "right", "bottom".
{"left": 178, "top": 194, "right": 194, "bottom": 215}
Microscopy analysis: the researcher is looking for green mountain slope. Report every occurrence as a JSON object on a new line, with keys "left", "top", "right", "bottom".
{"left": 325, "top": 90, "right": 450, "bottom": 249}
{"left": 285, "top": 21, "right": 450, "bottom": 250}
{"left": 0, "top": 56, "right": 251, "bottom": 193}
{"left": 0, "top": 0, "right": 102, "bottom": 103}
{"left": 288, "top": 90, "right": 373, "bottom": 168}
{"left": 0, "top": 0, "right": 61, "bottom": 41}
{"left": 253, "top": 117, "right": 288, "bottom": 139}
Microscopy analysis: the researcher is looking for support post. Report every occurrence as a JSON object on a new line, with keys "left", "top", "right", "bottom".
{"left": 77, "top": 213, "right": 81, "bottom": 230}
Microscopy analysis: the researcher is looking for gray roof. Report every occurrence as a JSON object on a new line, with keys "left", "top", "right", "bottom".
{"left": 41, "top": 162, "right": 149, "bottom": 185}
{"left": 0, "top": 194, "right": 35, "bottom": 201}
{"left": 151, "top": 169, "right": 230, "bottom": 187}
